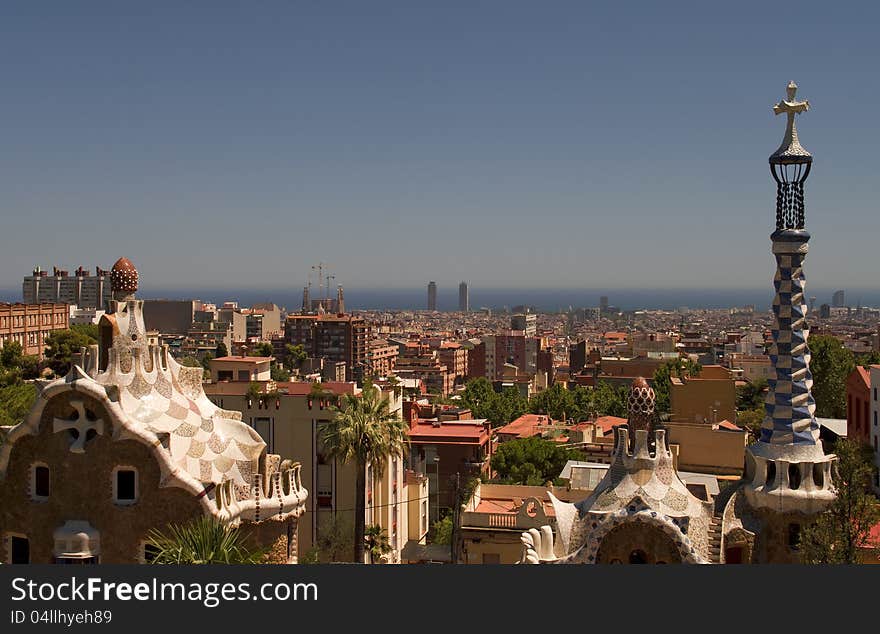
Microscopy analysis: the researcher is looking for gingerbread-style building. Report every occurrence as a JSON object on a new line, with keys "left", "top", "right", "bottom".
{"left": 0, "top": 258, "right": 308, "bottom": 564}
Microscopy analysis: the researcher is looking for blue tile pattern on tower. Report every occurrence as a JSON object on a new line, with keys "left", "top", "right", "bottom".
{"left": 760, "top": 234, "right": 819, "bottom": 446}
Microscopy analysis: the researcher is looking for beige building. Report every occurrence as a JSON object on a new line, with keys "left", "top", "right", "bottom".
{"left": 204, "top": 380, "right": 429, "bottom": 562}
{"left": 0, "top": 302, "right": 70, "bottom": 358}
{"left": 23, "top": 266, "right": 111, "bottom": 310}
{"left": 670, "top": 365, "right": 736, "bottom": 425}
{"left": 209, "top": 356, "right": 272, "bottom": 382}
{"left": 729, "top": 353, "right": 773, "bottom": 383}
{"left": 665, "top": 421, "right": 748, "bottom": 476}
{"left": 458, "top": 483, "right": 580, "bottom": 564}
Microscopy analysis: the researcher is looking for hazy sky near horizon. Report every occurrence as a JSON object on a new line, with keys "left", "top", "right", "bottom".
{"left": 2, "top": 2, "right": 878, "bottom": 292}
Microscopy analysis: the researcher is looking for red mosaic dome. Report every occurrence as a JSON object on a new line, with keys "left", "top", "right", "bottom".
{"left": 110, "top": 257, "right": 138, "bottom": 293}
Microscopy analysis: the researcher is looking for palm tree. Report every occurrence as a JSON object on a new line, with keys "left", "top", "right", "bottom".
{"left": 319, "top": 380, "right": 410, "bottom": 563}
{"left": 364, "top": 524, "right": 392, "bottom": 564}
{"left": 145, "top": 516, "right": 266, "bottom": 564}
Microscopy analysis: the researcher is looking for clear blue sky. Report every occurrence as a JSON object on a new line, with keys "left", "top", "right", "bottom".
{"left": 1, "top": 2, "right": 877, "bottom": 292}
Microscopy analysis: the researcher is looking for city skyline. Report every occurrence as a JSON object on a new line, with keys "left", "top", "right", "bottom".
{"left": 3, "top": 3, "right": 880, "bottom": 291}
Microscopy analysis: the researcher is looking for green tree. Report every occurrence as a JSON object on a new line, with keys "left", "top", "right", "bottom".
{"left": 145, "top": 516, "right": 267, "bottom": 564}
{"left": 490, "top": 437, "right": 578, "bottom": 485}
{"left": 591, "top": 381, "right": 629, "bottom": 418}
{"left": 431, "top": 515, "right": 453, "bottom": 545}
{"left": 460, "top": 377, "right": 497, "bottom": 420}
{"left": 215, "top": 342, "right": 228, "bottom": 358}
{"left": 250, "top": 342, "right": 274, "bottom": 358}
{"left": 284, "top": 344, "right": 308, "bottom": 370}
{"left": 800, "top": 439, "right": 880, "bottom": 564}
{"left": 530, "top": 383, "right": 578, "bottom": 421}
{"left": 484, "top": 386, "right": 528, "bottom": 427}
{"left": 319, "top": 381, "right": 410, "bottom": 563}
{"left": 364, "top": 524, "right": 392, "bottom": 564}
{"left": 312, "top": 514, "right": 356, "bottom": 562}
{"left": 271, "top": 365, "right": 291, "bottom": 382}
{"left": 43, "top": 325, "right": 99, "bottom": 376}
{"left": 0, "top": 341, "right": 39, "bottom": 381}
{"left": 808, "top": 335, "right": 855, "bottom": 418}
{"left": 736, "top": 407, "right": 765, "bottom": 443}
{"left": 0, "top": 383, "right": 37, "bottom": 427}
{"left": 0, "top": 341, "right": 24, "bottom": 369}
{"left": 737, "top": 377, "right": 768, "bottom": 411}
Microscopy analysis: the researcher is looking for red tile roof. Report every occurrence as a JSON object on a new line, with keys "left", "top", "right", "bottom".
{"left": 495, "top": 414, "right": 555, "bottom": 438}
{"left": 409, "top": 420, "right": 490, "bottom": 444}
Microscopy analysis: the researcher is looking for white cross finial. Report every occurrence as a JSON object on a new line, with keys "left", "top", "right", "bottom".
{"left": 773, "top": 81, "right": 810, "bottom": 118}
{"left": 770, "top": 81, "right": 811, "bottom": 161}
{"left": 53, "top": 398, "right": 105, "bottom": 453}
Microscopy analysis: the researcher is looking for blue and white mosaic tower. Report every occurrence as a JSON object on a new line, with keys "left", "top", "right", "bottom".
{"left": 743, "top": 82, "right": 835, "bottom": 514}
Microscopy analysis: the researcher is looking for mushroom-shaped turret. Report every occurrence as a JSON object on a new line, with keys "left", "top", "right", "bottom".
{"left": 627, "top": 377, "right": 655, "bottom": 432}
{"left": 110, "top": 257, "right": 138, "bottom": 296}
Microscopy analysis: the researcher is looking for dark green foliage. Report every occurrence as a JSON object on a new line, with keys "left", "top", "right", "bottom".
{"left": 42, "top": 325, "right": 99, "bottom": 376}
{"left": 590, "top": 381, "right": 630, "bottom": 418}
{"left": 284, "top": 344, "right": 307, "bottom": 370}
{"left": 270, "top": 365, "right": 291, "bottom": 382}
{"left": 177, "top": 356, "right": 202, "bottom": 368}
{"left": 737, "top": 408, "right": 764, "bottom": 443}
{"left": 490, "top": 437, "right": 580, "bottom": 486}
{"left": 808, "top": 335, "right": 854, "bottom": 419}
{"left": 460, "top": 377, "right": 496, "bottom": 419}
{"left": 431, "top": 516, "right": 453, "bottom": 545}
{"left": 736, "top": 378, "right": 768, "bottom": 411}
{"left": 460, "top": 377, "right": 631, "bottom": 427}
{"left": 145, "top": 516, "right": 267, "bottom": 564}
{"left": 250, "top": 342, "right": 274, "bottom": 358}
{"left": 364, "top": 524, "right": 392, "bottom": 563}
{"left": 215, "top": 342, "right": 228, "bottom": 358}
{"left": 800, "top": 439, "right": 880, "bottom": 564}
{"left": 0, "top": 383, "right": 37, "bottom": 427}
{"left": 484, "top": 387, "right": 529, "bottom": 427}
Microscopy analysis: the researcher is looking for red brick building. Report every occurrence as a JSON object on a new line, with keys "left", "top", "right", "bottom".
{"left": 0, "top": 303, "right": 70, "bottom": 358}
{"left": 847, "top": 367, "right": 871, "bottom": 445}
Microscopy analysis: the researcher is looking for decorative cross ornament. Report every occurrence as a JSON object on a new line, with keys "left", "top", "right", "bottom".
{"left": 773, "top": 81, "right": 810, "bottom": 117}
{"left": 770, "top": 81, "right": 811, "bottom": 162}
{"left": 53, "top": 398, "right": 105, "bottom": 453}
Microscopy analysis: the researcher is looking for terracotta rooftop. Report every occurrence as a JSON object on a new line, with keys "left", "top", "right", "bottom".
{"left": 496, "top": 414, "right": 557, "bottom": 438}
{"left": 212, "top": 356, "right": 272, "bottom": 363}
{"left": 409, "top": 419, "right": 490, "bottom": 443}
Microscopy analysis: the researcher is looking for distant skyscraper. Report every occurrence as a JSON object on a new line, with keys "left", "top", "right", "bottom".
{"left": 832, "top": 289, "right": 845, "bottom": 307}
{"left": 599, "top": 296, "right": 609, "bottom": 312}
{"left": 427, "top": 281, "right": 437, "bottom": 311}
{"left": 459, "top": 282, "right": 469, "bottom": 312}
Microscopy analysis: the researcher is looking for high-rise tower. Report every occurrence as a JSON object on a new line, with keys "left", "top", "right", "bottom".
{"left": 427, "top": 281, "right": 437, "bottom": 311}
{"left": 459, "top": 281, "right": 469, "bottom": 312}
{"left": 742, "top": 81, "right": 835, "bottom": 515}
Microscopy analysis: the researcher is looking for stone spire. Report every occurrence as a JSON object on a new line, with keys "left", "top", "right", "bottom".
{"left": 742, "top": 82, "right": 835, "bottom": 513}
